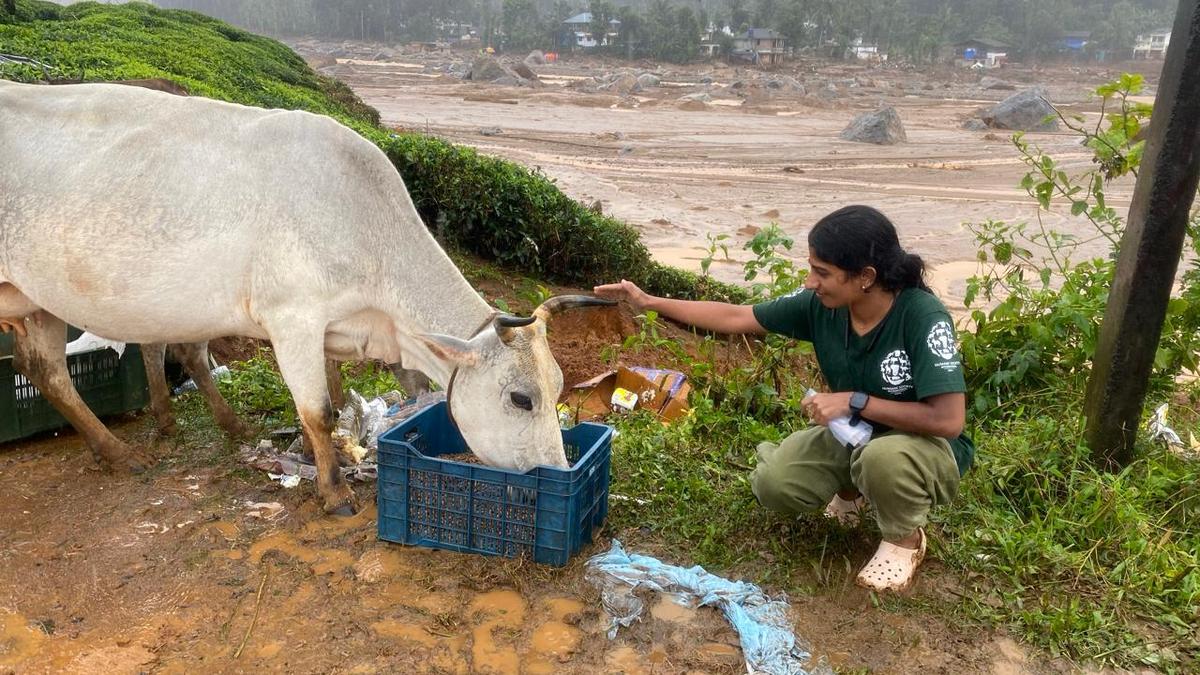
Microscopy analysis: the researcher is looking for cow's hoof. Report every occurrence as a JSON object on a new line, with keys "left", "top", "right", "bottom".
{"left": 218, "top": 417, "right": 253, "bottom": 440}
{"left": 323, "top": 486, "right": 359, "bottom": 517}
{"left": 102, "top": 446, "right": 154, "bottom": 474}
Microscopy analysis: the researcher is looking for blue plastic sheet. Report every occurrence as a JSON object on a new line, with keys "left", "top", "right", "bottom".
{"left": 585, "top": 540, "right": 830, "bottom": 675}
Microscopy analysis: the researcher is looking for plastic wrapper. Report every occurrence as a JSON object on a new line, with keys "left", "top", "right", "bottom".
{"left": 585, "top": 540, "right": 830, "bottom": 675}
{"left": 242, "top": 390, "right": 446, "bottom": 483}
{"left": 806, "top": 388, "right": 873, "bottom": 450}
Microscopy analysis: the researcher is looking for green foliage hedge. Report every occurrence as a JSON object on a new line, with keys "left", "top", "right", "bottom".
{"left": 0, "top": 0, "right": 743, "bottom": 303}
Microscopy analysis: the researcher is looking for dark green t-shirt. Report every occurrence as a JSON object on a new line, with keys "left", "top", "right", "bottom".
{"left": 753, "top": 287, "right": 975, "bottom": 475}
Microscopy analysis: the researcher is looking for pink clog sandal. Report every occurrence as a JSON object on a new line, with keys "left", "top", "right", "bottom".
{"left": 855, "top": 528, "right": 926, "bottom": 592}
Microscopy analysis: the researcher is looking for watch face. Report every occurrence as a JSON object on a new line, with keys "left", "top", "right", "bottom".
{"left": 851, "top": 392, "right": 868, "bottom": 410}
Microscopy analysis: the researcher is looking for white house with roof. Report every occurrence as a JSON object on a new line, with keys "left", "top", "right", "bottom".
{"left": 561, "top": 11, "right": 621, "bottom": 49}
{"left": 1133, "top": 29, "right": 1171, "bottom": 59}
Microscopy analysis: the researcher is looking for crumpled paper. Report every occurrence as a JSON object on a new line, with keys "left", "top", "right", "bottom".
{"left": 241, "top": 390, "right": 448, "bottom": 484}
{"left": 1148, "top": 403, "right": 1199, "bottom": 459}
{"left": 585, "top": 540, "right": 829, "bottom": 675}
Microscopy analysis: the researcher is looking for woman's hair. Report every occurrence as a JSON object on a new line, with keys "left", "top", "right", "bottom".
{"left": 807, "top": 205, "right": 930, "bottom": 292}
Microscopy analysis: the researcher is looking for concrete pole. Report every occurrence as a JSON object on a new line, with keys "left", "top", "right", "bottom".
{"left": 1083, "top": 0, "right": 1200, "bottom": 467}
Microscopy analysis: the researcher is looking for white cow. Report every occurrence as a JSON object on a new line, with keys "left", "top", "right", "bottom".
{"left": 0, "top": 80, "right": 611, "bottom": 514}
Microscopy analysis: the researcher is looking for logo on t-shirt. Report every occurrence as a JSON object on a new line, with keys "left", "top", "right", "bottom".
{"left": 879, "top": 349, "right": 913, "bottom": 393}
{"left": 927, "top": 321, "right": 958, "bottom": 360}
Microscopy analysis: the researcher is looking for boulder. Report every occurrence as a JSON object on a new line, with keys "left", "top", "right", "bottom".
{"left": 766, "top": 75, "right": 804, "bottom": 92}
{"left": 491, "top": 75, "right": 525, "bottom": 87}
{"left": 677, "top": 98, "right": 709, "bottom": 111}
{"left": 512, "top": 62, "right": 538, "bottom": 81}
{"left": 636, "top": 73, "right": 661, "bottom": 89}
{"left": 839, "top": 106, "right": 907, "bottom": 145}
{"left": 979, "top": 76, "right": 1015, "bottom": 90}
{"left": 467, "top": 55, "right": 512, "bottom": 81}
{"left": 524, "top": 50, "right": 546, "bottom": 66}
{"left": 961, "top": 118, "right": 989, "bottom": 131}
{"left": 601, "top": 72, "right": 641, "bottom": 94}
{"left": 982, "top": 87, "right": 1058, "bottom": 131}
{"left": 679, "top": 92, "right": 712, "bottom": 103}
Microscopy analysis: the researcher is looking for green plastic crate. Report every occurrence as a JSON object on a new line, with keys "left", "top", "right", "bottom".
{"left": 0, "top": 330, "right": 150, "bottom": 444}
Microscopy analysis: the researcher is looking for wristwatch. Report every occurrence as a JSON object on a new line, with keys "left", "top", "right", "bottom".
{"left": 849, "top": 391, "right": 870, "bottom": 425}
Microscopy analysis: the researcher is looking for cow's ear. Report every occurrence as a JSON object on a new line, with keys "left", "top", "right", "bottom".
{"left": 415, "top": 333, "right": 480, "bottom": 368}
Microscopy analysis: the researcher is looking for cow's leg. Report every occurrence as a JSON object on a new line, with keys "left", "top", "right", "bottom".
{"left": 141, "top": 342, "right": 177, "bottom": 436}
{"left": 13, "top": 311, "right": 152, "bottom": 473}
{"left": 270, "top": 330, "right": 356, "bottom": 515}
{"left": 325, "top": 358, "right": 345, "bottom": 411}
{"left": 389, "top": 363, "right": 432, "bottom": 397}
{"left": 172, "top": 342, "right": 250, "bottom": 438}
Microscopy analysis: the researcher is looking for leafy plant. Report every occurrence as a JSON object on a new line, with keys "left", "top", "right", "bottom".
{"left": 960, "top": 74, "right": 1200, "bottom": 421}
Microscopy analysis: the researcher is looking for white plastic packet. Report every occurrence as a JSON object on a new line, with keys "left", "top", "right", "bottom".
{"left": 805, "top": 388, "right": 873, "bottom": 450}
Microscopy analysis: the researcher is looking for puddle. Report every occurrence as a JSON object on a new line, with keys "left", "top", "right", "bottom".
{"left": 530, "top": 621, "right": 581, "bottom": 658}
{"left": 300, "top": 503, "right": 376, "bottom": 538}
{"left": 352, "top": 546, "right": 416, "bottom": 583}
{"left": 524, "top": 658, "right": 557, "bottom": 674}
{"left": 649, "top": 597, "right": 697, "bottom": 623}
{"left": 544, "top": 597, "right": 583, "bottom": 621}
{"left": 469, "top": 590, "right": 526, "bottom": 675}
{"left": 0, "top": 611, "right": 46, "bottom": 668}
{"left": 360, "top": 582, "right": 452, "bottom": 615}
{"left": 207, "top": 521, "right": 239, "bottom": 540}
{"left": 247, "top": 532, "right": 355, "bottom": 575}
{"left": 606, "top": 645, "right": 649, "bottom": 675}
{"left": 699, "top": 641, "right": 742, "bottom": 664}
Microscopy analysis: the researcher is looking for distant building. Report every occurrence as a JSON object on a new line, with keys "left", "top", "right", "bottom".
{"left": 561, "top": 11, "right": 620, "bottom": 49}
{"left": 849, "top": 37, "right": 884, "bottom": 62}
{"left": 1133, "top": 29, "right": 1171, "bottom": 59}
{"left": 731, "top": 28, "right": 786, "bottom": 66}
{"left": 700, "top": 22, "right": 734, "bottom": 58}
{"left": 1057, "top": 31, "right": 1091, "bottom": 54}
{"left": 948, "top": 38, "right": 1010, "bottom": 67}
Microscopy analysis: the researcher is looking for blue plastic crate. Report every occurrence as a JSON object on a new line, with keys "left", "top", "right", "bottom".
{"left": 376, "top": 401, "right": 612, "bottom": 566}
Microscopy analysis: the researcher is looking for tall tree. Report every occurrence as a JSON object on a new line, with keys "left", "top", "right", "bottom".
{"left": 588, "top": 0, "right": 615, "bottom": 48}
{"left": 502, "top": 0, "right": 542, "bottom": 50}
{"left": 616, "top": 5, "right": 643, "bottom": 59}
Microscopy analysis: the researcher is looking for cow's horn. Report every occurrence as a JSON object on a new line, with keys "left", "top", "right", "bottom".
{"left": 494, "top": 314, "right": 537, "bottom": 344}
{"left": 533, "top": 295, "right": 617, "bottom": 322}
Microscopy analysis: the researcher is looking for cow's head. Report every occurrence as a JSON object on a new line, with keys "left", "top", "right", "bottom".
{"left": 417, "top": 295, "right": 614, "bottom": 472}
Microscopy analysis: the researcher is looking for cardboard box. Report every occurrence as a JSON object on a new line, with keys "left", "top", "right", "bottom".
{"left": 561, "top": 366, "right": 690, "bottom": 424}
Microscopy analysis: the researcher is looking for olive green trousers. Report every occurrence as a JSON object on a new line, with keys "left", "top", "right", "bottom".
{"left": 750, "top": 426, "right": 960, "bottom": 541}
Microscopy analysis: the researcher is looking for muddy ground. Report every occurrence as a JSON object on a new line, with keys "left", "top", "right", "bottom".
{"left": 301, "top": 40, "right": 1162, "bottom": 312}
{"left": 2, "top": 302, "right": 1120, "bottom": 675}
{"left": 0, "top": 45, "right": 1161, "bottom": 675}
{"left": 0, "top": 407, "right": 1062, "bottom": 675}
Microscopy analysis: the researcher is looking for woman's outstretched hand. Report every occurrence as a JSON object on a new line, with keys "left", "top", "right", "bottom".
{"left": 593, "top": 279, "right": 651, "bottom": 311}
